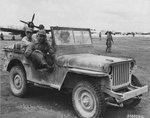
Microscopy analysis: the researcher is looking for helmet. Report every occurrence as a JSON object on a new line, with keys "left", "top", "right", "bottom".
{"left": 38, "top": 30, "right": 46, "bottom": 36}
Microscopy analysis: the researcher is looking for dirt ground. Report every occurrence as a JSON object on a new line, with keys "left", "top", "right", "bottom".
{"left": 0, "top": 36, "right": 150, "bottom": 118}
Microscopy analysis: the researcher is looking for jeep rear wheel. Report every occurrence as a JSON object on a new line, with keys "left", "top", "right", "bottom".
{"left": 72, "top": 81, "right": 105, "bottom": 118}
{"left": 10, "top": 66, "right": 27, "bottom": 97}
{"left": 123, "top": 75, "right": 142, "bottom": 108}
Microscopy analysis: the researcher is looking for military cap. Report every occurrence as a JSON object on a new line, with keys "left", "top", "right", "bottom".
{"left": 37, "top": 30, "right": 46, "bottom": 36}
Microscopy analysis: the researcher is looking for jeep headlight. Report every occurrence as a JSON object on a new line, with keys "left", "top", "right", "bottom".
{"left": 130, "top": 60, "right": 136, "bottom": 70}
{"left": 103, "top": 65, "right": 112, "bottom": 74}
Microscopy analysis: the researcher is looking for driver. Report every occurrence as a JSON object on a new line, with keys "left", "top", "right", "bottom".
{"left": 25, "top": 30, "right": 55, "bottom": 72}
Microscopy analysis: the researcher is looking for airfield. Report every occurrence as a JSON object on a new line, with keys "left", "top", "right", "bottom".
{"left": 0, "top": 35, "right": 150, "bottom": 118}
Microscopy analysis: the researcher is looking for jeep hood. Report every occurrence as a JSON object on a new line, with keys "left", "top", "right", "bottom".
{"left": 56, "top": 54, "right": 132, "bottom": 71}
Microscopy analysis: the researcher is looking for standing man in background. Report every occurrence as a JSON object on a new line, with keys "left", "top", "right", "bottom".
{"left": 0, "top": 33, "right": 4, "bottom": 40}
{"left": 106, "top": 31, "right": 114, "bottom": 53}
{"left": 99, "top": 32, "right": 101, "bottom": 40}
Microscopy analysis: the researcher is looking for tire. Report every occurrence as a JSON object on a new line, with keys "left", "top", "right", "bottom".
{"left": 9, "top": 66, "right": 27, "bottom": 97}
{"left": 72, "top": 81, "right": 106, "bottom": 118}
{"left": 123, "top": 75, "right": 142, "bottom": 108}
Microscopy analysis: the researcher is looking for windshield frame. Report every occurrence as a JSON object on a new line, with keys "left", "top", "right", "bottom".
{"left": 50, "top": 26, "right": 93, "bottom": 46}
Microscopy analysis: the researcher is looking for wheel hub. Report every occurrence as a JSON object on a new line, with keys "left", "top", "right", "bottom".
{"left": 82, "top": 96, "right": 90, "bottom": 107}
{"left": 81, "top": 93, "right": 93, "bottom": 111}
{"left": 14, "top": 75, "right": 22, "bottom": 89}
{"left": 79, "top": 91, "right": 94, "bottom": 112}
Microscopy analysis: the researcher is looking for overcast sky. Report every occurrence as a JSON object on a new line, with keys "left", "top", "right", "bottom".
{"left": 0, "top": 0, "right": 150, "bottom": 32}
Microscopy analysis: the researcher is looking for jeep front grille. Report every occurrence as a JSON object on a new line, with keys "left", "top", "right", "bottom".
{"left": 112, "top": 62, "right": 130, "bottom": 89}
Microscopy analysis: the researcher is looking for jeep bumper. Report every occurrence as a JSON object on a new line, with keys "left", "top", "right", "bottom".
{"left": 105, "top": 85, "right": 148, "bottom": 103}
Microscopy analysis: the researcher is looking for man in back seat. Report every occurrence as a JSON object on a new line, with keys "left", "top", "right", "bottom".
{"left": 22, "top": 27, "right": 35, "bottom": 45}
{"left": 13, "top": 27, "right": 35, "bottom": 52}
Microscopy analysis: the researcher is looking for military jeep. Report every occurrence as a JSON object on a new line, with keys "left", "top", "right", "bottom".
{"left": 3, "top": 26, "right": 148, "bottom": 118}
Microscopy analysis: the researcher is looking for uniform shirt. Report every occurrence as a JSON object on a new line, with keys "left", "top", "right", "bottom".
{"left": 106, "top": 35, "right": 113, "bottom": 42}
{"left": 22, "top": 36, "right": 35, "bottom": 45}
{"left": 25, "top": 40, "right": 54, "bottom": 58}
{"left": 106, "top": 35, "right": 113, "bottom": 47}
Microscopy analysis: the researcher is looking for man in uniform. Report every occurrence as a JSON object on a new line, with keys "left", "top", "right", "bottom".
{"left": 22, "top": 27, "right": 35, "bottom": 45}
{"left": 99, "top": 32, "right": 101, "bottom": 40}
{"left": 0, "top": 33, "right": 4, "bottom": 40}
{"left": 13, "top": 28, "right": 34, "bottom": 51}
{"left": 106, "top": 31, "right": 114, "bottom": 53}
{"left": 25, "top": 30, "right": 55, "bottom": 72}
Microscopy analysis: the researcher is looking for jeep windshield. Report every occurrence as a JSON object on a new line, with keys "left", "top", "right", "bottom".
{"left": 52, "top": 27, "right": 92, "bottom": 45}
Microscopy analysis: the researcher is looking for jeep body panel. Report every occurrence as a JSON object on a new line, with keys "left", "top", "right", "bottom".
{"left": 3, "top": 52, "right": 110, "bottom": 90}
{"left": 56, "top": 53, "right": 133, "bottom": 71}
{"left": 3, "top": 51, "right": 67, "bottom": 90}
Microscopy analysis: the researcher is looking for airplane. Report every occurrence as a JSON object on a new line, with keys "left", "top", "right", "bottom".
{"left": 0, "top": 14, "right": 51, "bottom": 40}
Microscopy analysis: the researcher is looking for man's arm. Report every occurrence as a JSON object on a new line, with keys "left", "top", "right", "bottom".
{"left": 111, "top": 36, "right": 114, "bottom": 43}
{"left": 25, "top": 43, "right": 35, "bottom": 58}
{"left": 46, "top": 41, "right": 55, "bottom": 55}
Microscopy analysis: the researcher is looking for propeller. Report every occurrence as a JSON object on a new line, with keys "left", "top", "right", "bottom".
{"left": 20, "top": 20, "right": 28, "bottom": 25}
{"left": 20, "top": 14, "right": 39, "bottom": 29}
{"left": 32, "top": 13, "right": 35, "bottom": 22}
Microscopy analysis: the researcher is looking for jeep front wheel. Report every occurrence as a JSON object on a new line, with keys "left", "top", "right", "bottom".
{"left": 72, "top": 81, "right": 105, "bottom": 118}
{"left": 10, "top": 66, "right": 27, "bottom": 97}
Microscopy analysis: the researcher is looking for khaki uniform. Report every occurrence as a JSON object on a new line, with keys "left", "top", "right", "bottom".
{"left": 25, "top": 41, "right": 55, "bottom": 70}
{"left": 22, "top": 36, "right": 35, "bottom": 45}
{"left": 106, "top": 34, "right": 113, "bottom": 53}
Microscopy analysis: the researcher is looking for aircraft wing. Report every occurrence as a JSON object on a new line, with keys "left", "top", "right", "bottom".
{"left": 0, "top": 27, "right": 24, "bottom": 35}
{"left": 0, "top": 27, "right": 51, "bottom": 37}
{"left": 33, "top": 29, "right": 51, "bottom": 34}
{"left": 45, "top": 29, "right": 51, "bottom": 33}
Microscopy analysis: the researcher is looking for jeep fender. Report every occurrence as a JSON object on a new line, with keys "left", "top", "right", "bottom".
{"left": 60, "top": 68, "right": 109, "bottom": 90}
{"left": 6, "top": 59, "right": 26, "bottom": 74}
{"left": 69, "top": 68, "right": 108, "bottom": 77}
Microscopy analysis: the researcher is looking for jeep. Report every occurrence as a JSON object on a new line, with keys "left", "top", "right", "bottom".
{"left": 3, "top": 26, "right": 148, "bottom": 118}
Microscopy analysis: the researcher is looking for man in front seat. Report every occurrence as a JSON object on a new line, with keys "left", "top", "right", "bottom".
{"left": 25, "top": 30, "right": 55, "bottom": 72}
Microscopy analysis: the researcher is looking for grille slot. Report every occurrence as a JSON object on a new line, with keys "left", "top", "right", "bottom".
{"left": 112, "top": 63, "right": 130, "bottom": 89}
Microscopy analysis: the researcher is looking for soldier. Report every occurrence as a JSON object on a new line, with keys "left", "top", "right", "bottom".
{"left": 12, "top": 35, "right": 15, "bottom": 40}
{"left": 106, "top": 31, "right": 114, "bottom": 53}
{"left": 99, "top": 32, "right": 101, "bottom": 40}
{"left": 25, "top": 30, "right": 55, "bottom": 72}
{"left": 22, "top": 27, "right": 35, "bottom": 45}
{"left": 0, "top": 33, "right": 4, "bottom": 40}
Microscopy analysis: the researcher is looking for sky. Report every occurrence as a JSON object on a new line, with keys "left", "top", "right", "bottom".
{"left": 0, "top": 0, "right": 150, "bottom": 32}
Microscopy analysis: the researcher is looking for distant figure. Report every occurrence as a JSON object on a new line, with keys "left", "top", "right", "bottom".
{"left": 99, "top": 32, "right": 101, "bottom": 40}
{"left": 22, "top": 27, "right": 35, "bottom": 45}
{"left": 106, "top": 31, "right": 114, "bottom": 53}
{"left": 0, "top": 33, "right": 4, "bottom": 40}
{"left": 132, "top": 32, "right": 135, "bottom": 37}
{"left": 12, "top": 35, "right": 15, "bottom": 40}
